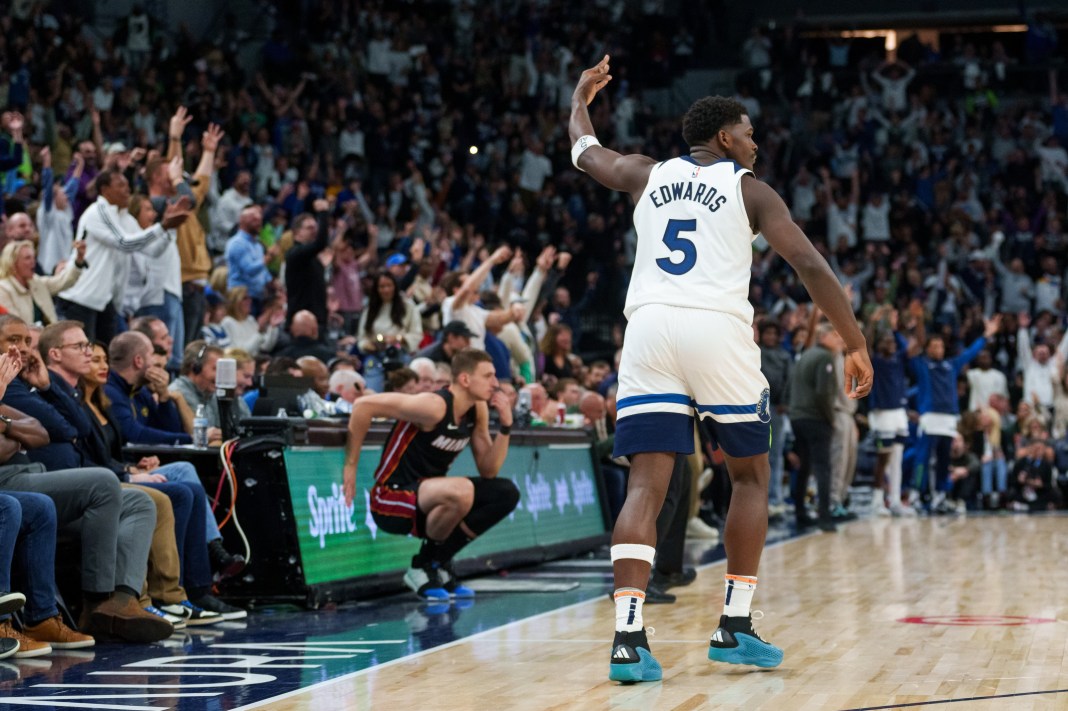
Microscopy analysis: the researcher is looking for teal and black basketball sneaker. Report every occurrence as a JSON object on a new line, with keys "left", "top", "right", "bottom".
{"left": 707, "top": 613, "right": 783, "bottom": 668}
{"left": 609, "top": 629, "right": 663, "bottom": 683}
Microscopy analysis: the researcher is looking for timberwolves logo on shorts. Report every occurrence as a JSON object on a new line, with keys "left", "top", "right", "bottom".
{"left": 757, "top": 388, "right": 771, "bottom": 424}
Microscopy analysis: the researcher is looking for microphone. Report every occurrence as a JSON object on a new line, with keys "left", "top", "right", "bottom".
{"left": 215, "top": 358, "right": 237, "bottom": 390}
{"left": 215, "top": 358, "right": 237, "bottom": 440}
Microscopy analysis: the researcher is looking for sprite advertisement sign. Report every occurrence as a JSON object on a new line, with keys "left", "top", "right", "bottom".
{"left": 284, "top": 442, "right": 606, "bottom": 585}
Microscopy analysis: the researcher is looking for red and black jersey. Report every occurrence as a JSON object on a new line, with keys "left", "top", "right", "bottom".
{"left": 373, "top": 388, "right": 477, "bottom": 489}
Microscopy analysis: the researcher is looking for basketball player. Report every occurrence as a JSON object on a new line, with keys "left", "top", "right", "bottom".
{"left": 341, "top": 348, "right": 520, "bottom": 601}
{"left": 569, "top": 56, "right": 873, "bottom": 682}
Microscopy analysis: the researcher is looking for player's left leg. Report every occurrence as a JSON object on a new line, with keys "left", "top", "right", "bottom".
{"left": 682, "top": 311, "right": 782, "bottom": 669}
{"left": 416, "top": 477, "right": 520, "bottom": 598}
{"left": 706, "top": 451, "right": 783, "bottom": 669}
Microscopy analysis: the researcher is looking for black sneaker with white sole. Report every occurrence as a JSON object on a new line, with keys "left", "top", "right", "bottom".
{"left": 0, "top": 637, "right": 17, "bottom": 660}
{"left": 0, "top": 591, "right": 25, "bottom": 617}
{"left": 192, "top": 594, "right": 248, "bottom": 620}
{"left": 159, "top": 600, "right": 222, "bottom": 626}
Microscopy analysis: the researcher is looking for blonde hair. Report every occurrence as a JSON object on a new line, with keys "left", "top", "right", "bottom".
{"left": 0, "top": 240, "right": 36, "bottom": 280}
{"left": 209, "top": 265, "right": 229, "bottom": 296}
{"left": 223, "top": 347, "right": 254, "bottom": 368}
{"left": 225, "top": 286, "right": 249, "bottom": 320}
{"left": 127, "top": 194, "right": 150, "bottom": 224}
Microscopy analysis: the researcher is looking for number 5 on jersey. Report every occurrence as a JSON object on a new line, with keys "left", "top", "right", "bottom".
{"left": 656, "top": 218, "right": 697, "bottom": 275}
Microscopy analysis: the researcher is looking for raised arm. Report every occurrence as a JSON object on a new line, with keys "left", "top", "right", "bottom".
{"left": 40, "top": 148, "right": 55, "bottom": 212}
{"left": 744, "top": 176, "right": 872, "bottom": 398}
{"left": 81, "top": 199, "right": 187, "bottom": 255}
{"left": 194, "top": 124, "right": 224, "bottom": 183}
{"left": 64, "top": 154, "right": 83, "bottom": 205}
{"left": 953, "top": 316, "right": 999, "bottom": 372}
{"left": 569, "top": 55, "right": 656, "bottom": 201}
{"left": 89, "top": 108, "right": 104, "bottom": 162}
{"left": 453, "top": 245, "right": 512, "bottom": 309}
{"left": 865, "top": 304, "right": 889, "bottom": 347}
{"left": 166, "top": 106, "right": 193, "bottom": 162}
{"left": 1017, "top": 311, "right": 1033, "bottom": 369}
{"left": 0, "top": 113, "right": 26, "bottom": 172}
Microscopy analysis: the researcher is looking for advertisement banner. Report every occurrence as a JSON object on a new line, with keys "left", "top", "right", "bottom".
{"left": 283, "top": 442, "right": 605, "bottom": 585}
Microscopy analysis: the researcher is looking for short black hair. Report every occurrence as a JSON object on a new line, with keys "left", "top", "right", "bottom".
{"left": 682, "top": 97, "right": 748, "bottom": 147}
{"left": 93, "top": 167, "right": 124, "bottom": 195}
{"left": 757, "top": 321, "right": 781, "bottom": 337}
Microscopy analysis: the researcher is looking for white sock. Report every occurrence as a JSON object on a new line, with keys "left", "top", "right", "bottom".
{"left": 614, "top": 588, "right": 646, "bottom": 632}
{"left": 887, "top": 443, "right": 904, "bottom": 506}
{"left": 723, "top": 574, "right": 757, "bottom": 618}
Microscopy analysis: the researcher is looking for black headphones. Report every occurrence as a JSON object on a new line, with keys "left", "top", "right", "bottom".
{"left": 191, "top": 343, "right": 208, "bottom": 375}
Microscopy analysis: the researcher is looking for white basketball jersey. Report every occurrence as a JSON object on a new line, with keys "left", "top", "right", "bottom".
{"left": 624, "top": 157, "right": 756, "bottom": 324}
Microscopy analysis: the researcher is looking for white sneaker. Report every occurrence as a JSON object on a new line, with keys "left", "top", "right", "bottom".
{"left": 889, "top": 503, "right": 917, "bottom": 517}
{"left": 931, "top": 491, "right": 946, "bottom": 510}
{"left": 686, "top": 517, "right": 720, "bottom": 540}
{"left": 871, "top": 495, "right": 891, "bottom": 517}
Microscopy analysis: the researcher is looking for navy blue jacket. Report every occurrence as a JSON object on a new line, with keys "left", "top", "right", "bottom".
{"left": 2, "top": 373, "right": 89, "bottom": 471}
{"left": 871, "top": 332, "right": 909, "bottom": 411}
{"left": 910, "top": 337, "right": 986, "bottom": 415}
{"left": 104, "top": 371, "right": 191, "bottom": 445}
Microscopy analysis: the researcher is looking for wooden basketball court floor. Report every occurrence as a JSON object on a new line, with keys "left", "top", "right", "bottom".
{"left": 244, "top": 515, "right": 1068, "bottom": 711}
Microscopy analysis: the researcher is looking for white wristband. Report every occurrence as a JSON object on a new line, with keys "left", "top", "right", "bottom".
{"left": 571, "top": 135, "right": 601, "bottom": 172}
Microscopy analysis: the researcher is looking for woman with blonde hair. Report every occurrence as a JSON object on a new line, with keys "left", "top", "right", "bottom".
{"left": 223, "top": 347, "right": 258, "bottom": 401}
{"left": 0, "top": 239, "right": 86, "bottom": 325}
{"left": 221, "top": 286, "right": 283, "bottom": 356}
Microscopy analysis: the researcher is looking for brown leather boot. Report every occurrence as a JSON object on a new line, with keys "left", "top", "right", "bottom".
{"left": 87, "top": 593, "right": 173, "bottom": 643}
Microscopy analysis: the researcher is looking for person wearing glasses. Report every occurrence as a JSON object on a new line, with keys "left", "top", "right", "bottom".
{"left": 0, "top": 239, "right": 87, "bottom": 326}
{"left": 0, "top": 314, "right": 171, "bottom": 643}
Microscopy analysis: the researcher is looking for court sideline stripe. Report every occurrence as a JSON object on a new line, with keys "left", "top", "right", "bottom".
{"left": 232, "top": 529, "right": 816, "bottom": 710}
{"left": 840, "top": 687, "right": 1068, "bottom": 710}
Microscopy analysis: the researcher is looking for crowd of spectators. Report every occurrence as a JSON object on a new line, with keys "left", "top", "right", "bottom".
{"left": 732, "top": 17, "right": 1068, "bottom": 520}
{"left": 0, "top": 0, "right": 1065, "bottom": 655}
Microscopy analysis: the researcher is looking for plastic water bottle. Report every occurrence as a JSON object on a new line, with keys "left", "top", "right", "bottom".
{"left": 193, "top": 404, "right": 208, "bottom": 447}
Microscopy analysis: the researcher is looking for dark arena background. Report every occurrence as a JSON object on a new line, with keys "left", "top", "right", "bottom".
{"left": 0, "top": 0, "right": 1066, "bottom": 709}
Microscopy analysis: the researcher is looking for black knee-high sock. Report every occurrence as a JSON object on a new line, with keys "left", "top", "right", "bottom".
{"left": 426, "top": 527, "right": 474, "bottom": 565}
{"left": 419, "top": 478, "right": 521, "bottom": 565}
